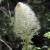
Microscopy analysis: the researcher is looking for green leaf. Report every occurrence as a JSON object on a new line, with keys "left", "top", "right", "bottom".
{"left": 44, "top": 32, "right": 50, "bottom": 39}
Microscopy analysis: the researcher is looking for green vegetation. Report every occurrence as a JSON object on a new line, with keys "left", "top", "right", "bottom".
{"left": 0, "top": 0, "right": 50, "bottom": 50}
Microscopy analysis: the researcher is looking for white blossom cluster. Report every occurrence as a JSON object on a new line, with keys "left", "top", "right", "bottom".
{"left": 13, "top": 2, "right": 40, "bottom": 40}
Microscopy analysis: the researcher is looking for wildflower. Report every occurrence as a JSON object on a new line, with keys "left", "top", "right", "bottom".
{"left": 14, "top": 2, "right": 40, "bottom": 40}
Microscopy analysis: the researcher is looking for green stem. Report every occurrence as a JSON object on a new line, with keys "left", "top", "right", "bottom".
{"left": 23, "top": 35, "right": 30, "bottom": 50}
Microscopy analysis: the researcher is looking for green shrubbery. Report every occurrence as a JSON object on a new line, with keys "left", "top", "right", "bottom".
{"left": 0, "top": 0, "right": 50, "bottom": 50}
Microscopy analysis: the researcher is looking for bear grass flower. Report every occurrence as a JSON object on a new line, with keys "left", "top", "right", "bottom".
{"left": 14, "top": 2, "right": 40, "bottom": 39}
{"left": 13, "top": 2, "right": 40, "bottom": 50}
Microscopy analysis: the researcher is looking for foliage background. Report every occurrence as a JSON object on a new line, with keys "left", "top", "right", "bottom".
{"left": 0, "top": 0, "right": 50, "bottom": 50}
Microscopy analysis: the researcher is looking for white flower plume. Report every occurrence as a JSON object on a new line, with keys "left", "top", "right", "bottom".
{"left": 13, "top": 2, "right": 40, "bottom": 40}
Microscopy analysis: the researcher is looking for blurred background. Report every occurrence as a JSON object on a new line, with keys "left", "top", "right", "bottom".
{"left": 0, "top": 0, "right": 50, "bottom": 50}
